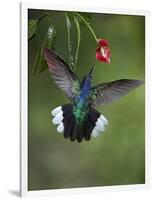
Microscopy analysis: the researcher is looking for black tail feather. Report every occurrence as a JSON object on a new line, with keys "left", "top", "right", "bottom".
{"left": 70, "top": 117, "right": 78, "bottom": 141}
{"left": 76, "top": 124, "right": 84, "bottom": 143}
{"left": 60, "top": 104, "right": 101, "bottom": 142}
{"left": 63, "top": 104, "right": 72, "bottom": 138}
{"left": 84, "top": 116, "right": 93, "bottom": 141}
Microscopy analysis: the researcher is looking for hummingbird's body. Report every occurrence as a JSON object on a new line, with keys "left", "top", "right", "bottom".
{"left": 73, "top": 73, "right": 93, "bottom": 125}
{"left": 44, "top": 48, "right": 144, "bottom": 143}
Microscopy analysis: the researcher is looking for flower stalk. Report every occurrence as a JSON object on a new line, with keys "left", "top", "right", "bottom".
{"left": 75, "top": 13, "right": 98, "bottom": 42}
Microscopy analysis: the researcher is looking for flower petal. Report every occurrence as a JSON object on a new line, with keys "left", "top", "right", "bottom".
{"left": 98, "top": 39, "right": 109, "bottom": 47}
{"left": 96, "top": 39, "right": 111, "bottom": 64}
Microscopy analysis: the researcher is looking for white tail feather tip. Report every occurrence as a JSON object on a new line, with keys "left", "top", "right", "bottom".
{"left": 96, "top": 119, "right": 105, "bottom": 131}
{"left": 92, "top": 128, "right": 101, "bottom": 137}
{"left": 52, "top": 113, "right": 63, "bottom": 125}
{"left": 51, "top": 106, "right": 62, "bottom": 116}
{"left": 100, "top": 115, "right": 108, "bottom": 125}
{"left": 57, "top": 123, "right": 64, "bottom": 133}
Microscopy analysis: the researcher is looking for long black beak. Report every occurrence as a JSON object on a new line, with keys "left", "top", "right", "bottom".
{"left": 89, "top": 65, "right": 96, "bottom": 75}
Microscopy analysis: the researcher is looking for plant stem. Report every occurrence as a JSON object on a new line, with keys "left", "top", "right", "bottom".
{"left": 76, "top": 12, "right": 98, "bottom": 42}
{"left": 37, "top": 14, "right": 48, "bottom": 24}
{"left": 74, "top": 16, "right": 81, "bottom": 68}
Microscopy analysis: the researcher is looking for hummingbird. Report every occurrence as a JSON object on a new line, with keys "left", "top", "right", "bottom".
{"left": 44, "top": 48, "right": 144, "bottom": 143}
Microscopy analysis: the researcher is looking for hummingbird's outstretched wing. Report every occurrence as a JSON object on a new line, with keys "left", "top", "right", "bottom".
{"left": 91, "top": 79, "right": 144, "bottom": 107}
{"left": 44, "top": 48, "right": 80, "bottom": 100}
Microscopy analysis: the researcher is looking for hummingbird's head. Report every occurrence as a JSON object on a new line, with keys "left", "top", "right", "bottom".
{"left": 84, "top": 65, "right": 96, "bottom": 80}
{"left": 82, "top": 65, "right": 96, "bottom": 86}
{"left": 82, "top": 65, "right": 96, "bottom": 84}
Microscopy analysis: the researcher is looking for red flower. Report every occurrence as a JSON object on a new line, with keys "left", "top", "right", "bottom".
{"left": 96, "top": 39, "right": 111, "bottom": 64}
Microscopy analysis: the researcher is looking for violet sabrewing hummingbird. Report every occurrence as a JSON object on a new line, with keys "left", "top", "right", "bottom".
{"left": 44, "top": 48, "right": 144, "bottom": 143}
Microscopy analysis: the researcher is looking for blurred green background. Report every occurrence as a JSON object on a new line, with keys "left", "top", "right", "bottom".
{"left": 28, "top": 9, "right": 145, "bottom": 191}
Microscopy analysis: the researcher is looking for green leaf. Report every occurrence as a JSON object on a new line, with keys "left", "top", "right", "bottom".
{"left": 31, "top": 47, "right": 47, "bottom": 75}
{"left": 31, "top": 24, "right": 57, "bottom": 76}
{"left": 28, "top": 19, "right": 38, "bottom": 40}
{"left": 39, "top": 25, "right": 57, "bottom": 72}
{"left": 31, "top": 47, "right": 42, "bottom": 75}
{"left": 39, "top": 59, "right": 48, "bottom": 73}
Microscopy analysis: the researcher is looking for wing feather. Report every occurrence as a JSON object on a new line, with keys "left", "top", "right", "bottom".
{"left": 44, "top": 48, "right": 80, "bottom": 99}
{"left": 91, "top": 79, "right": 144, "bottom": 106}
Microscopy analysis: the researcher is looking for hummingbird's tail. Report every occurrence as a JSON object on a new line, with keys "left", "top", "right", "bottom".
{"left": 51, "top": 104, "right": 108, "bottom": 143}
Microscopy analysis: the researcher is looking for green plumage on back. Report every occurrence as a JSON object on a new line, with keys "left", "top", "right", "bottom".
{"left": 73, "top": 106, "right": 87, "bottom": 125}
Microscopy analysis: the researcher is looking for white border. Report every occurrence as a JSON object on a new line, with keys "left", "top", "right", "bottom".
{"left": 20, "top": 2, "right": 28, "bottom": 197}
{"left": 20, "top": 2, "right": 150, "bottom": 197}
